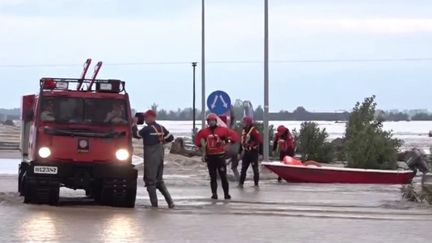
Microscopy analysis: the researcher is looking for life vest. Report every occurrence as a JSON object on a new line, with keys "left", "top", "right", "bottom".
{"left": 205, "top": 131, "right": 225, "bottom": 155}
{"left": 241, "top": 126, "right": 258, "bottom": 150}
{"left": 277, "top": 134, "right": 294, "bottom": 152}
{"left": 283, "top": 156, "right": 303, "bottom": 166}
{"left": 151, "top": 125, "right": 165, "bottom": 144}
{"left": 195, "top": 126, "right": 239, "bottom": 155}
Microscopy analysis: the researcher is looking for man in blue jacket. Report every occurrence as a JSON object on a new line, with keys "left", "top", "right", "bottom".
{"left": 138, "top": 110, "right": 175, "bottom": 208}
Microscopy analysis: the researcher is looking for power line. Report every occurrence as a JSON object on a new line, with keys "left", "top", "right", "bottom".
{"left": 208, "top": 57, "right": 432, "bottom": 64}
{"left": 0, "top": 57, "right": 432, "bottom": 68}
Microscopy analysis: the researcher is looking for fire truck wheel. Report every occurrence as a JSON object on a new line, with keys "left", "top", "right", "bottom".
{"left": 85, "top": 181, "right": 102, "bottom": 200}
{"left": 23, "top": 173, "right": 31, "bottom": 204}
{"left": 100, "top": 178, "right": 137, "bottom": 208}
{"left": 18, "top": 163, "right": 28, "bottom": 196}
{"left": 23, "top": 177, "right": 59, "bottom": 206}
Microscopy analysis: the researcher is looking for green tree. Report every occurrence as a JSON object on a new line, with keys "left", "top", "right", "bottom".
{"left": 345, "top": 95, "right": 402, "bottom": 169}
{"left": 296, "top": 122, "right": 334, "bottom": 163}
{"left": 151, "top": 103, "right": 158, "bottom": 112}
{"left": 411, "top": 113, "right": 432, "bottom": 121}
{"left": 158, "top": 109, "right": 168, "bottom": 120}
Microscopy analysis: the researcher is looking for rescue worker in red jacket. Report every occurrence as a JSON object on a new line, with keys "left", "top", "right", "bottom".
{"left": 239, "top": 116, "right": 263, "bottom": 187}
{"left": 272, "top": 125, "right": 296, "bottom": 182}
{"left": 194, "top": 113, "right": 239, "bottom": 200}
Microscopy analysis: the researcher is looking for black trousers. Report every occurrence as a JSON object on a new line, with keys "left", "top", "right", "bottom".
{"left": 206, "top": 155, "right": 229, "bottom": 196}
{"left": 240, "top": 149, "right": 259, "bottom": 185}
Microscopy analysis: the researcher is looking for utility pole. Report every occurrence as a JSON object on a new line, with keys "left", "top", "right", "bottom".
{"left": 201, "top": 0, "right": 206, "bottom": 128}
{"left": 263, "top": 0, "right": 270, "bottom": 161}
{"left": 192, "top": 62, "right": 197, "bottom": 137}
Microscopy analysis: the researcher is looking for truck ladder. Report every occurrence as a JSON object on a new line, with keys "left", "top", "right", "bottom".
{"left": 77, "top": 58, "right": 92, "bottom": 91}
{"left": 87, "top": 61, "right": 103, "bottom": 91}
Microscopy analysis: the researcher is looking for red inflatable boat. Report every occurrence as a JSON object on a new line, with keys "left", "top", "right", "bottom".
{"left": 262, "top": 159, "right": 415, "bottom": 184}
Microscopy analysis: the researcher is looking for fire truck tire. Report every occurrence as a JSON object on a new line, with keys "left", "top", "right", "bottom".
{"left": 85, "top": 181, "right": 103, "bottom": 201}
{"left": 23, "top": 176, "right": 60, "bottom": 206}
{"left": 18, "top": 163, "right": 28, "bottom": 196}
{"left": 100, "top": 177, "right": 137, "bottom": 208}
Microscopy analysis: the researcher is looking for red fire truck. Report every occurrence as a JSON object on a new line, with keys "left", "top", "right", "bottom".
{"left": 19, "top": 59, "right": 137, "bottom": 207}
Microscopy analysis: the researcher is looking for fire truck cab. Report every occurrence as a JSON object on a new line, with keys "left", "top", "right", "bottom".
{"left": 19, "top": 63, "right": 137, "bottom": 207}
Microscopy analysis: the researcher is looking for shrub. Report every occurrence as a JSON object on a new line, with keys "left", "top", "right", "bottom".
{"left": 331, "top": 138, "right": 346, "bottom": 161}
{"left": 296, "top": 122, "right": 334, "bottom": 163}
{"left": 345, "top": 96, "right": 402, "bottom": 169}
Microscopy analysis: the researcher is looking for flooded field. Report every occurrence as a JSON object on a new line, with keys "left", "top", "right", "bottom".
{"left": 0, "top": 156, "right": 432, "bottom": 242}
{"left": 1, "top": 122, "right": 432, "bottom": 242}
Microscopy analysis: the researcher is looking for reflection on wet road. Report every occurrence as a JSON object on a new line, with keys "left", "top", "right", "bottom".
{"left": 1, "top": 179, "right": 432, "bottom": 242}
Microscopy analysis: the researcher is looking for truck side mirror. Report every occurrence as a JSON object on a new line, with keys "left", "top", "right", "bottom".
{"left": 135, "top": 112, "right": 145, "bottom": 125}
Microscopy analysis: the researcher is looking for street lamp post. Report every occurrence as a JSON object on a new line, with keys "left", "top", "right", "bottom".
{"left": 192, "top": 62, "right": 197, "bottom": 137}
{"left": 263, "top": 0, "right": 270, "bottom": 161}
{"left": 201, "top": 0, "right": 206, "bottom": 128}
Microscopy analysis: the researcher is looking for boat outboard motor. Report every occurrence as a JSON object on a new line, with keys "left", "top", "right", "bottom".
{"left": 406, "top": 148, "right": 430, "bottom": 174}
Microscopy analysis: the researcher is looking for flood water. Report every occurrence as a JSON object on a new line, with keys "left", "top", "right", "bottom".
{"left": 1, "top": 119, "right": 432, "bottom": 242}
{"left": 0, "top": 165, "right": 431, "bottom": 242}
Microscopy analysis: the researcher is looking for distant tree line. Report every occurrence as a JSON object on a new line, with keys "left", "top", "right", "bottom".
{"left": 137, "top": 100, "right": 432, "bottom": 121}
{"left": 2, "top": 103, "right": 432, "bottom": 121}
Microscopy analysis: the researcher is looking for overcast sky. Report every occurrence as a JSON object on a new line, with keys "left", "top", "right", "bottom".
{"left": 0, "top": 0, "right": 431, "bottom": 112}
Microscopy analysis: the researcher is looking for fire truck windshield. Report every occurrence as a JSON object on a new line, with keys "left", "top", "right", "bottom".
{"left": 39, "top": 97, "right": 128, "bottom": 125}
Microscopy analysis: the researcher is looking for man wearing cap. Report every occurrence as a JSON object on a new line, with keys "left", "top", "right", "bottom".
{"left": 138, "top": 110, "right": 175, "bottom": 208}
{"left": 239, "top": 116, "right": 263, "bottom": 187}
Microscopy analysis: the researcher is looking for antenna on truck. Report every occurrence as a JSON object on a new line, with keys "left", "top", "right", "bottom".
{"left": 87, "top": 61, "right": 103, "bottom": 91}
{"left": 77, "top": 58, "right": 92, "bottom": 91}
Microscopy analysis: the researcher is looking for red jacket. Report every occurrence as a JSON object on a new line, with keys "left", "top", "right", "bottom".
{"left": 273, "top": 132, "right": 295, "bottom": 152}
{"left": 241, "top": 126, "right": 263, "bottom": 151}
{"left": 195, "top": 126, "right": 239, "bottom": 155}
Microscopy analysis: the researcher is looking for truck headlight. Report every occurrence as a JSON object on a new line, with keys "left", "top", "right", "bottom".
{"left": 38, "top": 147, "right": 51, "bottom": 158}
{"left": 115, "top": 149, "right": 129, "bottom": 161}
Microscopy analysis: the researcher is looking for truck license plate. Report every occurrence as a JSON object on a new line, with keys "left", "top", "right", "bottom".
{"left": 34, "top": 166, "right": 58, "bottom": 175}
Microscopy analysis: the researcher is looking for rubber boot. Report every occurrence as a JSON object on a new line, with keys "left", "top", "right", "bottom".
{"left": 158, "top": 183, "right": 175, "bottom": 208}
{"left": 147, "top": 187, "right": 158, "bottom": 208}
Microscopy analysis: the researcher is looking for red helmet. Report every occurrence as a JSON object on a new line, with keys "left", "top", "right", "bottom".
{"left": 243, "top": 116, "right": 253, "bottom": 126}
{"left": 277, "top": 125, "right": 288, "bottom": 134}
{"left": 206, "top": 113, "right": 218, "bottom": 121}
{"left": 144, "top": 109, "right": 157, "bottom": 118}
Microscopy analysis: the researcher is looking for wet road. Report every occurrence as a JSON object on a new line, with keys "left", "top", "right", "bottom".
{"left": 0, "top": 175, "right": 431, "bottom": 243}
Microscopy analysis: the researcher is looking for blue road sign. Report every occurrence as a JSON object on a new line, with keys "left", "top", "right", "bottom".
{"left": 207, "top": 90, "right": 231, "bottom": 115}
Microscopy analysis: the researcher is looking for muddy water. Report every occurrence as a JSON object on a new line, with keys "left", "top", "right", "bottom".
{"left": 1, "top": 154, "right": 432, "bottom": 242}
{"left": 0, "top": 175, "right": 432, "bottom": 243}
